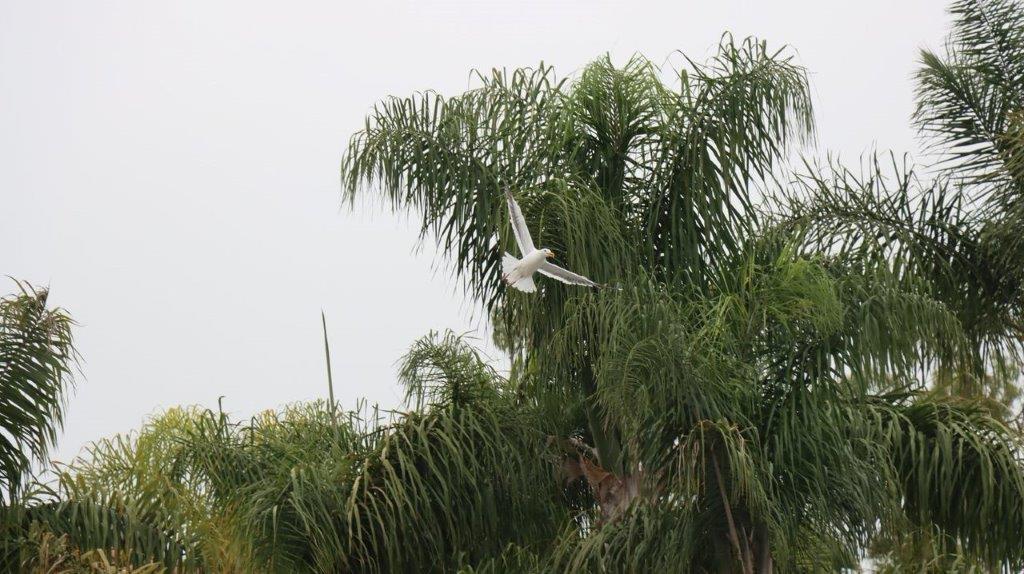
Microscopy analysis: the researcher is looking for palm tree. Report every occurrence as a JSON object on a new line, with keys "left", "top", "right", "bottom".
{"left": 0, "top": 281, "right": 76, "bottom": 501}
{"left": 916, "top": 0, "right": 1024, "bottom": 402}
{"left": 341, "top": 37, "right": 814, "bottom": 477}
{"left": 338, "top": 33, "right": 1024, "bottom": 571}
{"left": 0, "top": 281, "right": 80, "bottom": 570}
{"left": 917, "top": 0, "right": 1024, "bottom": 205}
{"left": 780, "top": 0, "right": 1024, "bottom": 413}
{"left": 771, "top": 0, "right": 1024, "bottom": 568}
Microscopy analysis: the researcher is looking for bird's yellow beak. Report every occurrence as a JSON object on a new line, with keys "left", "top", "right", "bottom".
{"left": 546, "top": 251, "right": 556, "bottom": 259}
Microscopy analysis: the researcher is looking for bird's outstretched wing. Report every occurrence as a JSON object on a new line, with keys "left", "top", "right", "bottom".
{"left": 538, "top": 262, "right": 600, "bottom": 288}
{"left": 505, "top": 189, "right": 535, "bottom": 255}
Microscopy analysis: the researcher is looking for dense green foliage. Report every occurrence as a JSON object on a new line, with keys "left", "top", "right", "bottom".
{"left": 5, "top": 1, "right": 1024, "bottom": 572}
{"left": 14, "top": 333, "right": 573, "bottom": 572}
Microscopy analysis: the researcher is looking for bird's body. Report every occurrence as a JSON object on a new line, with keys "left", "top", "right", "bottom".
{"left": 502, "top": 249, "right": 549, "bottom": 293}
{"left": 501, "top": 189, "right": 600, "bottom": 293}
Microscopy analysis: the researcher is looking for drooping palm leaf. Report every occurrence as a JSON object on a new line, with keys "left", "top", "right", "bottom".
{"left": 0, "top": 281, "right": 76, "bottom": 499}
{"left": 916, "top": 0, "right": 1024, "bottom": 210}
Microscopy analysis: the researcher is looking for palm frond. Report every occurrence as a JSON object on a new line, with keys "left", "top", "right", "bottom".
{"left": 915, "top": 0, "right": 1024, "bottom": 210}
{"left": 0, "top": 281, "right": 76, "bottom": 499}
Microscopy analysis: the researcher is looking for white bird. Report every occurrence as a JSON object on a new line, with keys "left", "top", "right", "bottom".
{"left": 502, "top": 189, "right": 600, "bottom": 293}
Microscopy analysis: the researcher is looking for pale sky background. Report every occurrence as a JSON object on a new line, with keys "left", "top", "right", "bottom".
{"left": 1, "top": 0, "right": 950, "bottom": 464}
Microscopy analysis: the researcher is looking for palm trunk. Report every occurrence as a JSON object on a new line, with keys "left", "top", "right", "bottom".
{"left": 754, "top": 522, "right": 773, "bottom": 574}
{"left": 709, "top": 451, "right": 776, "bottom": 573}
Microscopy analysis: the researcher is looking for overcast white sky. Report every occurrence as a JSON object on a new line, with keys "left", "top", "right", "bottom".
{"left": 2, "top": 0, "right": 949, "bottom": 464}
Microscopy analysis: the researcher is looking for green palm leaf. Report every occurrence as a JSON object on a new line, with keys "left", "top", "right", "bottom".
{"left": 0, "top": 281, "right": 76, "bottom": 499}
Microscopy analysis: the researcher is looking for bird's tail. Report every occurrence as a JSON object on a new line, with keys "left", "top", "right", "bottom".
{"left": 502, "top": 253, "right": 536, "bottom": 292}
{"left": 513, "top": 276, "right": 536, "bottom": 293}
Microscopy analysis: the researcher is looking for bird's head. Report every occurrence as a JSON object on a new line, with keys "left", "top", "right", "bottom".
{"left": 543, "top": 248, "right": 556, "bottom": 259}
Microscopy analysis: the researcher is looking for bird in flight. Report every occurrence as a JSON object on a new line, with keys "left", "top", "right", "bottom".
{"left": 502, "top": 189, "right": 600, "bottom": 293}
